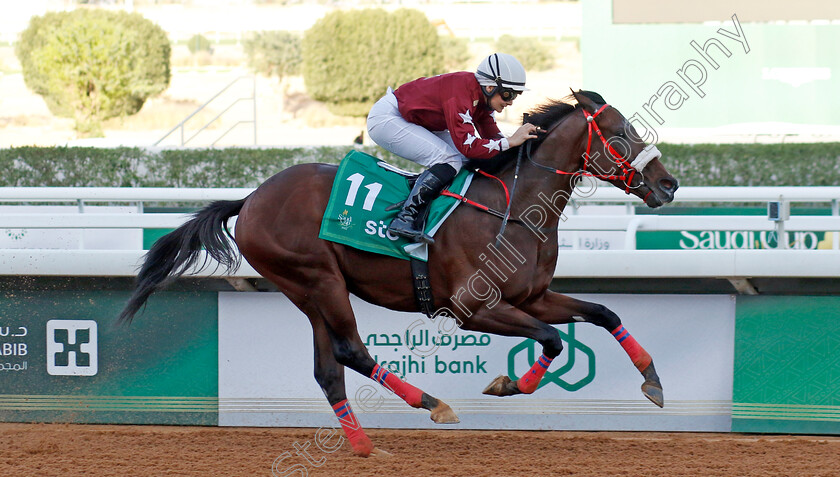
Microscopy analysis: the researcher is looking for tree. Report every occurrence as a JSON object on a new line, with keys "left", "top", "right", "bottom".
{"left": 494, "top": 35, "right": 556, "bottom": 72}
{"left": 187, "top": 34, "right": 213, "bottom": 55}
{"left": 16, "top": 10, "right": 171, "bottom": 136}
{"left": 302, "top": 8, "right": 443, "bottom": 117}
{"left": 243, "top": 30, "right": 301, "bottom": 80}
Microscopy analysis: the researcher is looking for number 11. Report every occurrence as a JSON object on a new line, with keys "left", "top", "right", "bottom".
{"left": 344, "top": 173, "right": 382, "bottom": 211}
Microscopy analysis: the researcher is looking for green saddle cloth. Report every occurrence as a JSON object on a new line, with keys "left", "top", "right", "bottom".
{"left": 318, "top": 150, "right": 473, "bottom": 261}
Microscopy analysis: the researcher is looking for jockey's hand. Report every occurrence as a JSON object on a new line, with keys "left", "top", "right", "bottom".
{"left": 508, "top": 123, "right": 543, "bottom": 147}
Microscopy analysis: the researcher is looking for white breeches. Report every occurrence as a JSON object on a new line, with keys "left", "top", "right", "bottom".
{"left": 366, "top": 88, "right": 465, "bottom": 173}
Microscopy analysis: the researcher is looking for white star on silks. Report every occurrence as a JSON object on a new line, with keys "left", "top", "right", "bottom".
{"left": 463, "top": 134, "right": 477, "bottom": 147}
{"left": 483, "top": 139, "right": 502, "bottom": 152}
{"left": 458, "top": 110, "right": 474, "bottom": 125}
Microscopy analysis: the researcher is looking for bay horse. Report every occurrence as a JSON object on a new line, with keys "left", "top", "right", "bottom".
{"left": 120, "top": 90, "right": 678, "bottom": 456}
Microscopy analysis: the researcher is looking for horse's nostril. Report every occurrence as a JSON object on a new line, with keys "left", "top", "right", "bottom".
{"left": 659, "top": 177, "right": 678, "bottom": 193}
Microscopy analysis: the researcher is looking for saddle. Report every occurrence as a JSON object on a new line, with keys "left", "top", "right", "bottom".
{"left": 319, "top": 152, "right": 474, "bottom": 317}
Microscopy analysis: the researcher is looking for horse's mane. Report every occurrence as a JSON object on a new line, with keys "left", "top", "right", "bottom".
{"left": 467, "top": 90, "right": 606, "bottom": 174}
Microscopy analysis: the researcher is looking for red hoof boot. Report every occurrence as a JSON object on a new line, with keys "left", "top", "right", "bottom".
{"left": 349, "top": 435, "right": 375, "bottom": 457}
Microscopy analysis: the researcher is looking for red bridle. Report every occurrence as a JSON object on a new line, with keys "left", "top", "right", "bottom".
{"left": 532, "top": 104, "right": 639, "bottom": 194}
{"left": 440, "top": 103, "right": 654, "bottom": 231}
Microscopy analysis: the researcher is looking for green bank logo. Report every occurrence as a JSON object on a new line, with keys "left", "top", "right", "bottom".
{"left": 507, "top": 324, "right": 595, "bottom": 391}
{"left": 46, "top": 320, "right": 98, "bottom": 376}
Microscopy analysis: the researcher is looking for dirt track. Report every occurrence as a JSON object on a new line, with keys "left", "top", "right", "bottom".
{"left": 1, "top": 424, "right": 839, "bottom": 476}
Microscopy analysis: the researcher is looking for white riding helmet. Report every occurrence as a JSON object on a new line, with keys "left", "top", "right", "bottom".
{"left": 475, "top": 53, "right": 529, "bottom": 93}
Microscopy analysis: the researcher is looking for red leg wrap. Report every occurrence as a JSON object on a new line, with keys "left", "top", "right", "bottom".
{"left": 371, "top": 364, "right": 424, "bottom": 408}
{"left": 516, "top": 353, "right": 553, "bottom": 394}
{"left": 611, "top": 325, "right": 652, "bottom": 371}
{"left": 332, "top": 400, "right": 373, "bottom": 456}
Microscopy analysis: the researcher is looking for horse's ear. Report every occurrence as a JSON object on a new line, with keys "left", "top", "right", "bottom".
{"left": 571, "top": 89, "right": 596, "bottom": 113}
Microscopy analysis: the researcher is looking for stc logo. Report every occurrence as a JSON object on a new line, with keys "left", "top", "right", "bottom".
{"left": 364, "top": 220, "right": 399, "bottom": 241}
{"left": 46, "top": 320, "right": 98, "bottom": 376}
{"left": 507, "top": 324, "right": 595, "bottom": 391}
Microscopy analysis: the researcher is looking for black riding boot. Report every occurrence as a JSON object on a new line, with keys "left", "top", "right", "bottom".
{"left": 389, "top": 164, "right": 456, "bottom": 244}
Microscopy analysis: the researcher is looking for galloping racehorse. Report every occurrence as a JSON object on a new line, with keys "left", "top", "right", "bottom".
{"left": 120, "top": 90, "right": 679, "bottom": 456}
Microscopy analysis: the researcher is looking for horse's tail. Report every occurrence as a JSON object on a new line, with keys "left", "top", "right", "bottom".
{"left": 119, "top": 198, "right": 247, "bottom": 324}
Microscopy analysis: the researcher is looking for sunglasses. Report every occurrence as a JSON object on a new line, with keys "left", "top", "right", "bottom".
{"left": 499, "top": 88, "right": 520, "bottom": 101}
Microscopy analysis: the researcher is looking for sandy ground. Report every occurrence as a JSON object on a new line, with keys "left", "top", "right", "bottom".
{"left": 1, "top": 424, "right": 839, "bottom": 476}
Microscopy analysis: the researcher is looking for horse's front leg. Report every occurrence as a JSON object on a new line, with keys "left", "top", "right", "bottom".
{"left": 459, "top": 301, "right": 565, "bottom": 397}
{"left": 519, "top": 290, "right": 664, "bottom": 408}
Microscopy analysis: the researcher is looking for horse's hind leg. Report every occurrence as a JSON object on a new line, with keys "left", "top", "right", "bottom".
{"left": 305, "top": 279, "right": 459, "bottom": 425}
{"left": 309, "top": 316, "right": 377, "bottom": 457}
{"left": 520, "top": 291, "right": 664, "bottom": 407}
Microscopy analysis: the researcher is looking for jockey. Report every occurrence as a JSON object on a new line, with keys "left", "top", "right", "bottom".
{"left": 367, "top": 52, "right": 540, "bottom": 244}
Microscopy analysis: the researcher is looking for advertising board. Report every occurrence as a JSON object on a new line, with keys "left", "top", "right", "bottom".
{"left": 0, "top": 290, "right": 218, "bottom": 425}
{"left": 219, "top": 292, "right": 735, "bottom": 431}
{"left": 733, "top": 296, "right": 840, "bottom": 434}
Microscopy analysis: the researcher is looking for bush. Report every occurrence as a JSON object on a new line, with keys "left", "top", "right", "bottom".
{"left": 15, "top": 10, "right": 171, "bottom": 137}
{"left": 1, "top": 143, "right": 838, "bottom": 188}
{"left": 494, "top": 35, "right": 555, "bottom": 72}
{"left": 440, "top": 36, "right": 472, "bottom": 72}
{"left": 302, "top": 8, "right": 443, "bottom": 117}
{"left": 186, "top": 34, "right": 213, "bottom": 55}
{"left": 243, "top": 31, "right": 302, "bottom": 80}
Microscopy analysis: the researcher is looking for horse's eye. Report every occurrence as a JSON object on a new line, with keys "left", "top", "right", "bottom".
{"left": 615, "top": 131, "right": 626, "bottom": 138}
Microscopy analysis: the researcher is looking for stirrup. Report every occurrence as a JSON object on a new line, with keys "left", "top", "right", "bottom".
{"left": 395, "top": 230, "right": 435, "bottom": 245}
{"left": 388, "top": 219, "right": 435, "bottom": 244}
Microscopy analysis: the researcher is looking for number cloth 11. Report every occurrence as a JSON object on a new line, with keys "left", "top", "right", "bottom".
{"left": 318, "top": 151, "right": 473, "bottom": 261}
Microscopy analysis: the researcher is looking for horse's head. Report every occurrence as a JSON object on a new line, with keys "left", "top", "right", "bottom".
{"left": 569, "top": 90, "right": 678, "bottom": 207}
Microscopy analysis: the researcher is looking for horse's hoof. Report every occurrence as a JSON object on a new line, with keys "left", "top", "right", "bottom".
{"left": 430, "top": 401, "right": 459, "bottom": 424}
{"left": 482, "top": 375, "right": 519, "bottom": 397}
{"left": 349, "top": 436, "right": 375, "bottom": 457}
{"left": 369, "top": 447, "right": 393, "bottom": 457}
{"left": 640, "top": 362, "right": 664, "bottom": 408}
{"left": 642, "top": 381, "right": 664, "bottom": 408}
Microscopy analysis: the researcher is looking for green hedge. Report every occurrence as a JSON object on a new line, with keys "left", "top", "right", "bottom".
{"left": 0, "top": 146, "right": 410, "bottom": 188}
{"left": 1, "top": 143, "right": 838, "bottom": 188}
{"left": 658, "top": 143, "right": 840, "bottom": 186}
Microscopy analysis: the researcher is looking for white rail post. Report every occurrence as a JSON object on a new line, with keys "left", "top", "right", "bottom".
{"left": 833, "top": 199, "right": 839, "bottom": 250}
{"left": 77, "top": 199, "right": 85, "bottom": 250}
{"left": 777, "top": 196, "right": 788, "bottom": 250}
{"left": 625, "top": 217, "right": 642, "bottom": 250}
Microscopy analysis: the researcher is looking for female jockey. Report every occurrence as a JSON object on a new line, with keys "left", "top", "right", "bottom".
{"left": 367, "top": 53, "right": 541, "bottom": 244}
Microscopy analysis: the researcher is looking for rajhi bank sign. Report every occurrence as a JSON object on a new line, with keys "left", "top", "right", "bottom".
{"left": 218, "top": 293, "right": 735, "bottom": 432}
